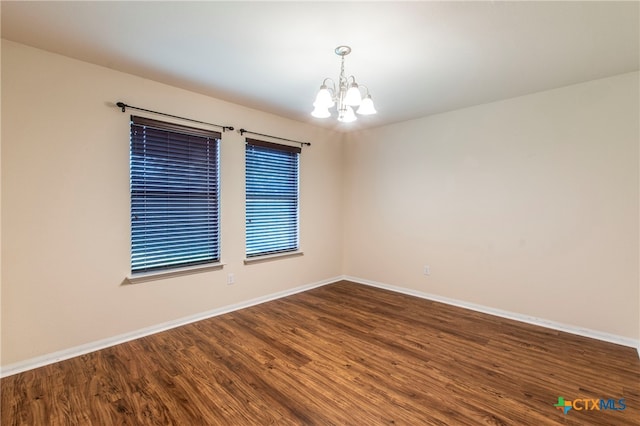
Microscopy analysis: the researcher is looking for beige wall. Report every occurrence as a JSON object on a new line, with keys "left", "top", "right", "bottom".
{"left": 1, "top": 40, "right": 344, "bottom": 365}
{"left": 343, "top": 72, "right": 639, "bottom": 340}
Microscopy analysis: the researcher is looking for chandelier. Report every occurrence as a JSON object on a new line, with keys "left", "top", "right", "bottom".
{"left": 311, "top": 45, "right": 377, "bottom": 123}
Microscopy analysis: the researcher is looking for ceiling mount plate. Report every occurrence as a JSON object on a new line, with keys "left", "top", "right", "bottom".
{"left": 334, "top": 45, "right": 352, "bottom": 57}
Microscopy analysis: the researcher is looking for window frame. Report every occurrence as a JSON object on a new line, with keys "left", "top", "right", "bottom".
{"left": 245, "top": 138, "right": 301, "bottom": 260}
{"left": 129, "top": 115, "right": 221, "bottom": 276}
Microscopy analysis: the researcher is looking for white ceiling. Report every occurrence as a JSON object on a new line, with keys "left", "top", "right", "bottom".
{"left": 2, "top": 1, "right": 638, "bottom": 131}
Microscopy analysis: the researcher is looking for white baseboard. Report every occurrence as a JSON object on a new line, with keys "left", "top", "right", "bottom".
{"left": 0, "top": 276, "right": 341, "bottom": 378}
{"left": 3, "top": 274, "right": 638, "bottom": 377}
{"left": 343, "top": 275, "right": 640, "bottom": 352}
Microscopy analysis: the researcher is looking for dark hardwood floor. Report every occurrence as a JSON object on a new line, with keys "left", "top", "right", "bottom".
{"left": 2, "top": 281, "right": 639, "bottom": 425}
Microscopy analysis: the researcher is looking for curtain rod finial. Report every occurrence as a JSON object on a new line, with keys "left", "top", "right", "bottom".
{"left": 116, "top": 102, "right": 126, "bottom": 112}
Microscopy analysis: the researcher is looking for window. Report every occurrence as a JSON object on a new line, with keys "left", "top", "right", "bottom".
{"left": 130, "top": 116, "right": 220, "bottom": 273}
{"left": 245, "top": 139, "right": 300, "bottom": 258}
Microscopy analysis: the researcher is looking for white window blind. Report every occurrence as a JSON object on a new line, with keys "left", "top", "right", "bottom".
{"left": 130, "top": 116, "right": 220, "bottom": 273}
{"left": 245, "top": 139, "right": 300, "bottom": 258}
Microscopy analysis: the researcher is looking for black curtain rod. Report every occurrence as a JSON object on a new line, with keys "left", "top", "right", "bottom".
{"left": 238, "top": 128, "right": 311, "bottom": 147}
{"left": 116, "top": 102, "right": 234, "bottom": 132}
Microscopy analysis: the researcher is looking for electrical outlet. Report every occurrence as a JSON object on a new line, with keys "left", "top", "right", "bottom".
{"left": 227, "top": 273, "right": 235, "bottom": 285}
{"left": 423, "top": 265, "right": 430, "bottom": 276}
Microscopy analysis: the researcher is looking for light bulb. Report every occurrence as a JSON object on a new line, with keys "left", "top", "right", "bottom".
{"left": 356, "top": 95, "right": 377, "bottom": 115}
{"left": 338, "top": 106, "right": 357, "bottom": 123}
{"left": 344, "top": 84, "right": 362, "bottom": 106}
{"left": 311, "top": 105, "right": 331, "bottom": 118}
{"left": 313, "top": 86, "right": 334, "bottom": 108}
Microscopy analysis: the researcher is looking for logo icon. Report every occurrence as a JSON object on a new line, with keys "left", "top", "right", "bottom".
{"left": 554, "top": 397, "right": 572, "bottom": 414}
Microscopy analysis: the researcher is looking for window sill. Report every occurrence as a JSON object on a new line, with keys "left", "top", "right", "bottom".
{"left": 125, "top": 262, "right": 225, "bottom": 284}
{"left": 244, "top": 251, "right": 304, "bottom": 265}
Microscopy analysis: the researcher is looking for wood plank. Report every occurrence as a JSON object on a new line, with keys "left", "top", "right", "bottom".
{"left": 2, "top": 281, "right": 638, "bottom": 425}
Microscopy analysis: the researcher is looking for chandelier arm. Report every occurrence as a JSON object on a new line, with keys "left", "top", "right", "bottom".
{"left": 322, "top": 77, "right": 335, "bottom": 87}
{"left": 322, "top": 78, "right": 337, "bottom": 97}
